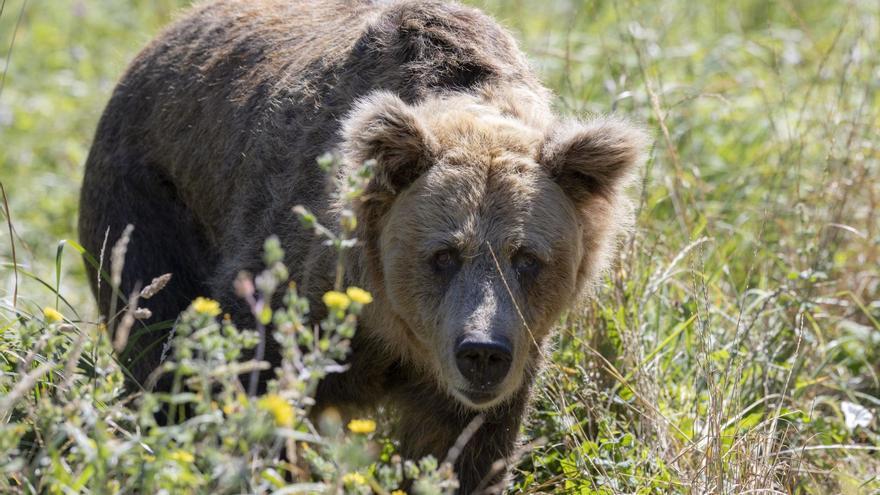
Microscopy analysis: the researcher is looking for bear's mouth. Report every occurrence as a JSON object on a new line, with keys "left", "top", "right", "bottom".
{"left": 458, "top": 387, "right": 501, "bottom": 405}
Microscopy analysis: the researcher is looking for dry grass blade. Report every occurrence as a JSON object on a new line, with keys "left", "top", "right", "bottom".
{"left": 0, "top": 182, "right": 18, "bottom": 308}
{"left": 0, "top": 361, "right": 53, "bottom": 417}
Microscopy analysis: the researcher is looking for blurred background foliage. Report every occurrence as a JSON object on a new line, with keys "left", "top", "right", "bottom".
{"left": 1, "top": 0, "right": 878, "bottom": 493}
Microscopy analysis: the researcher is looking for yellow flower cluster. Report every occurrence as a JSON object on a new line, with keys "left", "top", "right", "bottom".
{"left": 346, "top": 286, "right": 373, "bottom": 305}
{"left": 347, "top": 418, "right": 376, "bottom": 434}
{"left": 43, "top": 307, "right": 64, "bottom": 323}
{"left": 342, "top": 472, "right": 366, "bottom": 486}
{"left": 322, "top": 291, "right": 350, "bottom": 311}
{"left": 258, "top": 394, "right": 294, "bottom": 427}
{"left": 323, "top": 287, "right": 373, "bottom": 313}
{"left": 191, "top": 297, "right": 222, "bottom": 316}
{"left": 391, "top": 491, "right": 407, "bottom": 495}
{"left": 169, "top": 450, "right": 195, "bottom": 463}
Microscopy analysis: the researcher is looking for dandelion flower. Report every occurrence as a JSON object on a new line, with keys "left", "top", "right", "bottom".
{"left": 346, "top": 286, "right": 373, "bottom": 305}
{"left": 347, "top": 418, "right": 376, "bottom": 434}
{"left": 43, "top": 307, "right": 64, "bottom": 323}
{"left": 191, "top": 297, "right": 221, "bottom": 316}
{"left": 391, "top": 491, "right": 407, "bottom": 495}
{"left": 322, "top": 291, "right": 350, "bottom": 312}
{"left": 258, "top": 394, "right": 294, "bottom": 427}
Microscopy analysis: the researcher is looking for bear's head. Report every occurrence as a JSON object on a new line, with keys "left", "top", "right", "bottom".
{"left": 341, "top": 90, "right": 647, "bottom": 410}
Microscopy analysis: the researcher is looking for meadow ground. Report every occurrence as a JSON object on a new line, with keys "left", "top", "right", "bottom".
{"left": 1, "top": 0, "right": 878, "bottom": 493}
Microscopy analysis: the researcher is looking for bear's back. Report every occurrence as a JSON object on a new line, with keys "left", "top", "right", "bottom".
{"left": 89, "top": 0, "right": 539, "bottom": 243}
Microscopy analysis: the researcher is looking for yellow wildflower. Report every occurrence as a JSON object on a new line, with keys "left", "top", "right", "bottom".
{"left": 560, "top": 366, "right": 579, "bottom": 376}
{"left": 169, "top": 450, "right": 195, "bottom": 463}
{"left": 346, "top": 286, "right": 373, "bottom": 305}
{"left": 191, "top": 297, "right": 221, "bottom": 316}
{"left": 258, "top": 394, "right": 294, "bottom": 427}
{"left": 347, "top": 418, "right": 376, "bottom": 434}
{"left": 391, "top": 491, "right": 407, "bottom": 495}
{"left": 342, "top": 472, "right": 366, "bottom": 486}
{"left": 43, "top": 307, "right": 64, "bottom": 323}
{"left": 322, "top": 291, "right": 350, "bottom": 312}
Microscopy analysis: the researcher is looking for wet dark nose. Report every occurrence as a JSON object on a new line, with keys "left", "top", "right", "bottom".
{"left": 455, "top": 339, "right": 512, "bottom": 389}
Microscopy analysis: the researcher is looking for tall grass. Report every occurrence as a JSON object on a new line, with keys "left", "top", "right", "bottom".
{"left": 1, "top": 0, "right": 878, "bottom": 493}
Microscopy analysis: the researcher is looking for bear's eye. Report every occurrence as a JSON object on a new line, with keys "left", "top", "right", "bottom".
{"left": 512, "top": 250, "right": 540, "bottom": 276}
{"left": 431, "top": 249, "right": 460, "bottom": 274}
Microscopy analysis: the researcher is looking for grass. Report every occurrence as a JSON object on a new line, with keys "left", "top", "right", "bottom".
{"left": 1, "top": 0, "right": 879, "bottom": 493}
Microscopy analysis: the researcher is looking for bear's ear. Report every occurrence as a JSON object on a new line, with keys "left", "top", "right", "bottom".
{"left": 342, "top": 91, "right": 438, "bottom": 194}
{"left": 540, "top": 117, "right": 648, "bottom": 203}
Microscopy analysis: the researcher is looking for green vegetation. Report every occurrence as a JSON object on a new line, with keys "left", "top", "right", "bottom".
{"left": 1, "top": 0, "right": 878, "bottom": 493}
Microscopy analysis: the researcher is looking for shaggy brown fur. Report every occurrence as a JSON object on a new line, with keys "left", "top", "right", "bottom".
{"left": 78, "top": 0, "right": 647, "bottom": 492}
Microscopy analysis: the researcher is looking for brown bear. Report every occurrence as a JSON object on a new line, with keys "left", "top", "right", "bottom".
{"left": 78, "top": 0, "right": 647, "bottom": 491}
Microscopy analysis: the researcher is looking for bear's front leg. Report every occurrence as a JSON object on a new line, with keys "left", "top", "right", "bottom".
{"left": 395, "top": 384, "right": 530, "bottom": 494}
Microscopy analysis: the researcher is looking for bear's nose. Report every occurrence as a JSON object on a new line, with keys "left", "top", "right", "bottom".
{"left": 455, "top": 339, "right": 512, "bottom": 389}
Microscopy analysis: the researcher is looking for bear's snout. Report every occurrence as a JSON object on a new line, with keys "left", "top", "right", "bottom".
{"left": 454, "top": 336, "right": 513, "bottom": 399}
